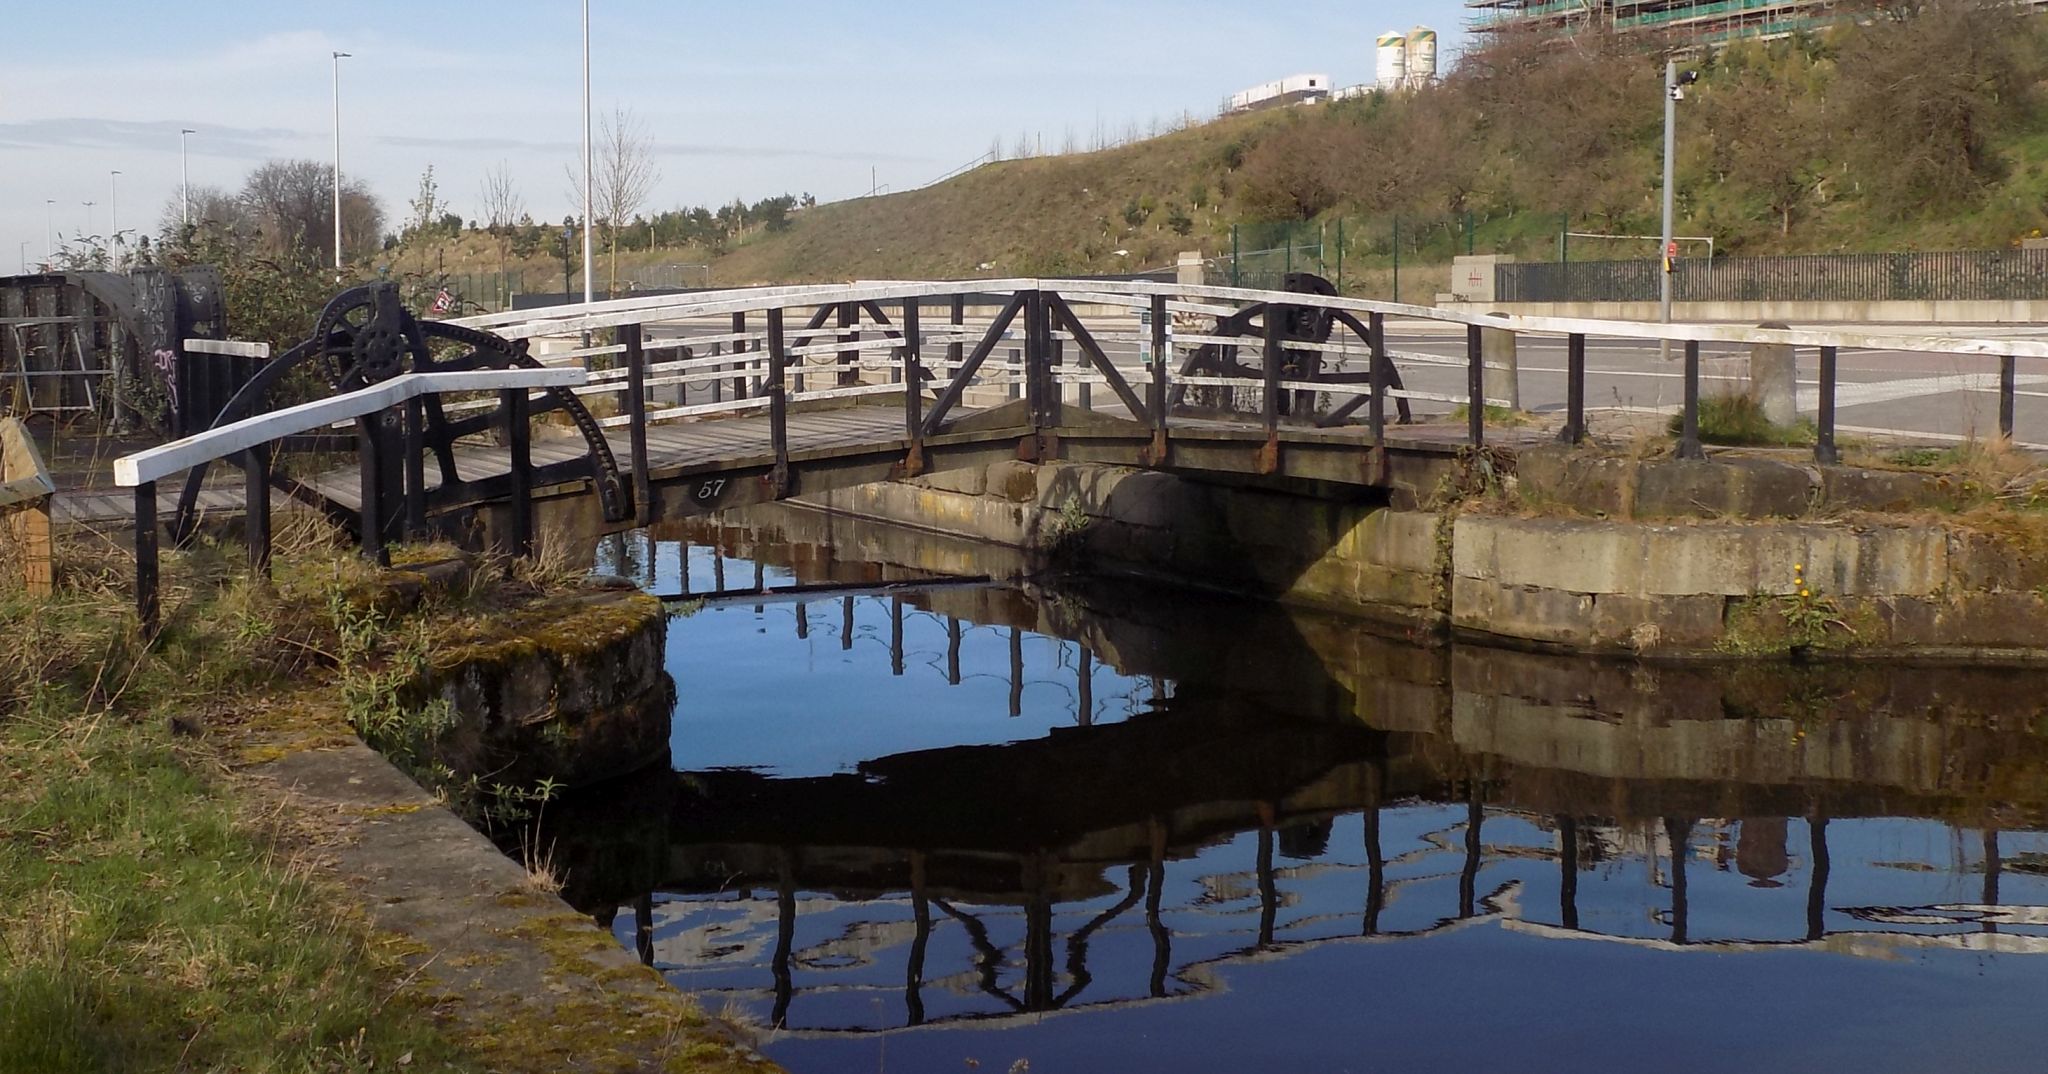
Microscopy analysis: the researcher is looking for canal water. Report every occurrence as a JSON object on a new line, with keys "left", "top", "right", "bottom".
{"left": 537, "top": 506, "right": 2048, "bottom": 1073}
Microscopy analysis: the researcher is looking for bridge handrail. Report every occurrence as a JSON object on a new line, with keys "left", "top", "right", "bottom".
{"left": 452, "top": 277, "right": 2048, "bottom": 362}
{"left": 114, "top": 368, "right": 586, "bottom": 488}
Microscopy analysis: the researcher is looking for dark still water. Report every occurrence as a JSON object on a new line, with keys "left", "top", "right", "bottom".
{"left": 552, "top": 507, "right": 2048, "bottom": 1074}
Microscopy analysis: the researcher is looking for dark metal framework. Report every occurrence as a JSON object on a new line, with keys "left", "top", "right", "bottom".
{"left": 168, "top": 283, "right": 628, "bottom": 552}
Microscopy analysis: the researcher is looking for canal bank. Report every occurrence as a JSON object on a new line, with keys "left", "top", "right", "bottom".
{"left": 796, "top": 446, "right": 2048, "bottom": 661}
{"left": 0, "top": 526, "right": 774, "bottom": 1074}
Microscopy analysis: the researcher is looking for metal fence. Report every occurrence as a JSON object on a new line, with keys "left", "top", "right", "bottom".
{"left": 1497, "top": 249, "right": 2048, "bottom": 304}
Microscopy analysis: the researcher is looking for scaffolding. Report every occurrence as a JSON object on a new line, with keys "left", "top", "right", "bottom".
{"left": 1465, "top": 0, "right": 1845, "bottom": 43}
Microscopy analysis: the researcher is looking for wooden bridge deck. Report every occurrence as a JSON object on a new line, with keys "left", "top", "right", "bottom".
{"left": 59, "top": 401, "right": 1543, "bottom": 529}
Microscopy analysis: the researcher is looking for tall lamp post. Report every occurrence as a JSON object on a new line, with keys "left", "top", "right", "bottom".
{"left": 1659, "top": 60, "right": 1699, "bottom": 360}
{"left": 332, "top": 50, "right": 352, "bottom": 279}
{"left": 44, "top": 199, "right": 55, "bottom": 264}
{"left": 180, "top": 128, "right": 196, "bottom": 227}
{"left": 109, "top": 171, "right": 121, "bottom": 241}
{"left": 580, "top": 0, "right": 594, "bottom": 308}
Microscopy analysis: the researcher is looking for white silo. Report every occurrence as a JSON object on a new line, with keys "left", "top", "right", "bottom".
{"left": 1376, "top": 31, "right": 1407, "bottom": 91}
{"left": 1407, "top": 26, "right": 1438, "bottom": 87}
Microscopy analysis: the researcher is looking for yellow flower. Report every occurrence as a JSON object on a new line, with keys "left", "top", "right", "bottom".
{"left": 1801, "top": 589, "right": 1811, "bottom": 598}
{"left": 1794, "top": 563, "right": 1803, "bottom": 570}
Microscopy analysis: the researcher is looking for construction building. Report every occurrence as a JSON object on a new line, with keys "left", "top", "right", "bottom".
{"left": 1465, "top": 0, "right": 1843, "bottom": 43}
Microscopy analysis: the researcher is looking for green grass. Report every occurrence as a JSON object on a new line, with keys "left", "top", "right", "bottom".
{"left": 0, "top": 711, "right": 471, "bottom": 1074}
{"left": 0, "top": 531, "right": 477, "bottom": 1074}
{"left": 1448, "top": 403, "right": 1532, "bottom": 427}
{"left": 1669, "top": 394, "right": 1816, "bottom": 447}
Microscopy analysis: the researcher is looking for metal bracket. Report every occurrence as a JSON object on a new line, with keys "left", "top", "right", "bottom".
{"left": 1256, "top": 437, "right": 1281, "bottom": 475}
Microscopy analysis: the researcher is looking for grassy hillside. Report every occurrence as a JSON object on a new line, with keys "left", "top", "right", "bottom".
{"left": 386, "top": 1, "right": 2048, "bottom": 299}
{"left": 695, "top": 1, "right": 2048, "bottom": 290}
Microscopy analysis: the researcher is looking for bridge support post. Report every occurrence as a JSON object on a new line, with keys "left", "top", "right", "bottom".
{"left": 2001, "top": 354, "right": 2018, "bottom": 440}
{"left": 1368, "top": 311, "right": 1387, "bottom": 479}
{"left": 622, "top": 323, "right": 653, "bottom": 525}
{"left": 1561, "top": 333, "right": 1587, "bottom": 445}
{"left": 837, "top": 302, "right": 859, "bottom": 387}
{"left": 1678, "top": 339, "right": 1705, "bottom": 460}
{"left": 503, "top": 386, "right": 532, "bottom": 558}
{"left": 766, "top": 307, "right": 791, "bottom": 496}
{"left": 243, "top": 445, "right": 271, "bottom": 578}
{"left": 732, "top": 312, "right": 750, "bottom": 400}
{"left": 1259, "top": 302, "right": 1282, "bottom": 474}
{"left": 901, "top": 298, "right": 925, "bottom": 476}
{"left": 1815, "top": 345, "right": 1839, "bottom": 464}
{"left": 1148, "top": 294, "right": 1170, "bottom": 465}
{"left": 1465, "top": 324, "right": 1484, "bottom": 447}
{"left": 401, "top": 396, "right": 426, "bottom": 540}
{"left": 134, "top": 481, "right": 159, "bottom": 639}
{"left": 358, "top": 412, "right": 390, "bottom": 567}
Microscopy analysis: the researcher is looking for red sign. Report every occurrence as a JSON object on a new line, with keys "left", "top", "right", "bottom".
{"left": 430, "top": 288, "right": 454, "bottom": 314}
{"left": 1666, "top": 241, "right": 1679, "bottom": 257}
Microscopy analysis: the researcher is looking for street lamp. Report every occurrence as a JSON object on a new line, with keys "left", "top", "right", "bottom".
{"left": 332, "top": 50, "right": 352, "bottom": 278}
{"left": 82, "top": 201, "right": 95, "bottom": 235}
{"left": 44, "top": 199, "right": 54, "bottom": 263}
{"left": 180, "top": 128, "right": 196, "bottom": 227}
{"left": 109, "top": 171, "right": 121, "bottom": 241}
{"left": 19, "top": 241, "right": 30, "bottom": 274}
{"left": 580, "top": 0, "right": 594, "bottom": 307}
{"left": 1659, "top": 61, "right": 1699, "bottom": 358}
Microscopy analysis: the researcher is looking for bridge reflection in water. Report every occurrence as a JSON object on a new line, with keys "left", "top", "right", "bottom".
{"left": 543, "top": 506, "right": 2048, "bottom": 1068}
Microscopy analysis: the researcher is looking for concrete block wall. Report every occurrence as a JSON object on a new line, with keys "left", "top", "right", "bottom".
{"left": 800, "top": 460, "right": 2048, "bottom": 662}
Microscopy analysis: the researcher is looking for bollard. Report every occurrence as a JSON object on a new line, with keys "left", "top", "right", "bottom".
{"left": 1749, "top": 321, "right": 1797, "bottom": 427}
{"left": 1481, "top": 312, "right": 1520, "bottom": 414}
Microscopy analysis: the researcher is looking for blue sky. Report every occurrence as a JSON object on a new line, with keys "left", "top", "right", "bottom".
{"left": 0, "top": 1, "right": 1472, "bottom": 269}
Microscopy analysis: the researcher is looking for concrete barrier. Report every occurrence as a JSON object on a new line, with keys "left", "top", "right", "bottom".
{"left": 1442, "top": 299, "right": 2048, "bottom": 324}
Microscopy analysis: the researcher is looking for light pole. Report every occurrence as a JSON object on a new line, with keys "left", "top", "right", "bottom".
{"left": 332, "top": 50, "right": 352, "bottom": 278}
{"left": 1659, "top": 60, "right": 1698, "bottom": 360}
{"left": 109, "top": 171, "right": 121, "bottom": 241}
{"left": 180, "top": 128, "right": 196, "bottom": 227}
{"left": 580, "top": 0, "right": 594, "bottom": 307}
{"left": 82, "top": 201, "right": 95, "bottom": 235}
{"left": 44, "top": 199, "right": 54, "bottom": 263}
{"left": 19, "top": 241, "right": 30, "bottom": 274}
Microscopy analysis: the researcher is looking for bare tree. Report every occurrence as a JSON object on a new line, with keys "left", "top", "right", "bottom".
{"left": 239, "top": 159, "right": 383, "bottom": 263}
{"left": 406, "top": 164, "right": 445, "bottom": 240}
{"left": 479, "top": 160, "right": 525, "bottom": 232}
{"left": 478, "top": 160, "right": 526, "bottom": 272}
{"left": 158, "top": 184, "right": 249, "bottom": 239}
{"left": 567, "top": 107, "right": 661, "bottom": 292}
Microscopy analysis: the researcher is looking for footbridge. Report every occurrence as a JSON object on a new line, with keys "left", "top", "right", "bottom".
{"left": 106, "top": 276, "right": 2048, "bottom": 632}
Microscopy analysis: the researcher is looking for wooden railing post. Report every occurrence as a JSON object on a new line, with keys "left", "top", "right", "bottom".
{"left": 837, "top": 301, "right": 859, "bottom": 387}
{"left": 503, "top": 386, "right": 532, "bottom": 557}
{"left": 1815, "top": 345, "right": 1839, "bottom": 464}
{"left": 1025, "top": 290, "right": 1052, "bottom": 430}
{"left": 732, "top": 311, "right": 750, "bottom": 399}
{"left": 1149, "top": 293, "right": 1169, "bottom": 463}
{"left": 358, "top": 410, "right": 389, "bottom": 567}
{"left": 1261, "top": 302, "right": 1282, "bottom": 439}
{"left": 902, "top": 298, "right": 924, "bottom": 474}
{"left": 2002, "top": 354, "right": 2018, "bottom": 440}
{"left": 767, "top": 307, "right": 791, "bottom": 496}
{"left": 243, "top": 445, "right": 271, "bottom": 577}
{"left": 622, "top": 322, "right": 653, "bottom": 525}
{"left": 135, "top": 481, "right": 159, "bottom": 638}
{"left": 1562, "top": 332, "right": 1587, "bottom": 445}
{"left": 949, "top": 294, "right": 965, "bottom": 391}
{"left": 1465, "top": 324, "right": 1484, "bottom": 447}
{"left": 1368, "top": 311, "right": 1387, "bottom": 450}
{"left": 401, "top": 395, "right": 426, "bottom": 539}
{"left": 1678, "top": 339, "right": 1704, "bottom": 460}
